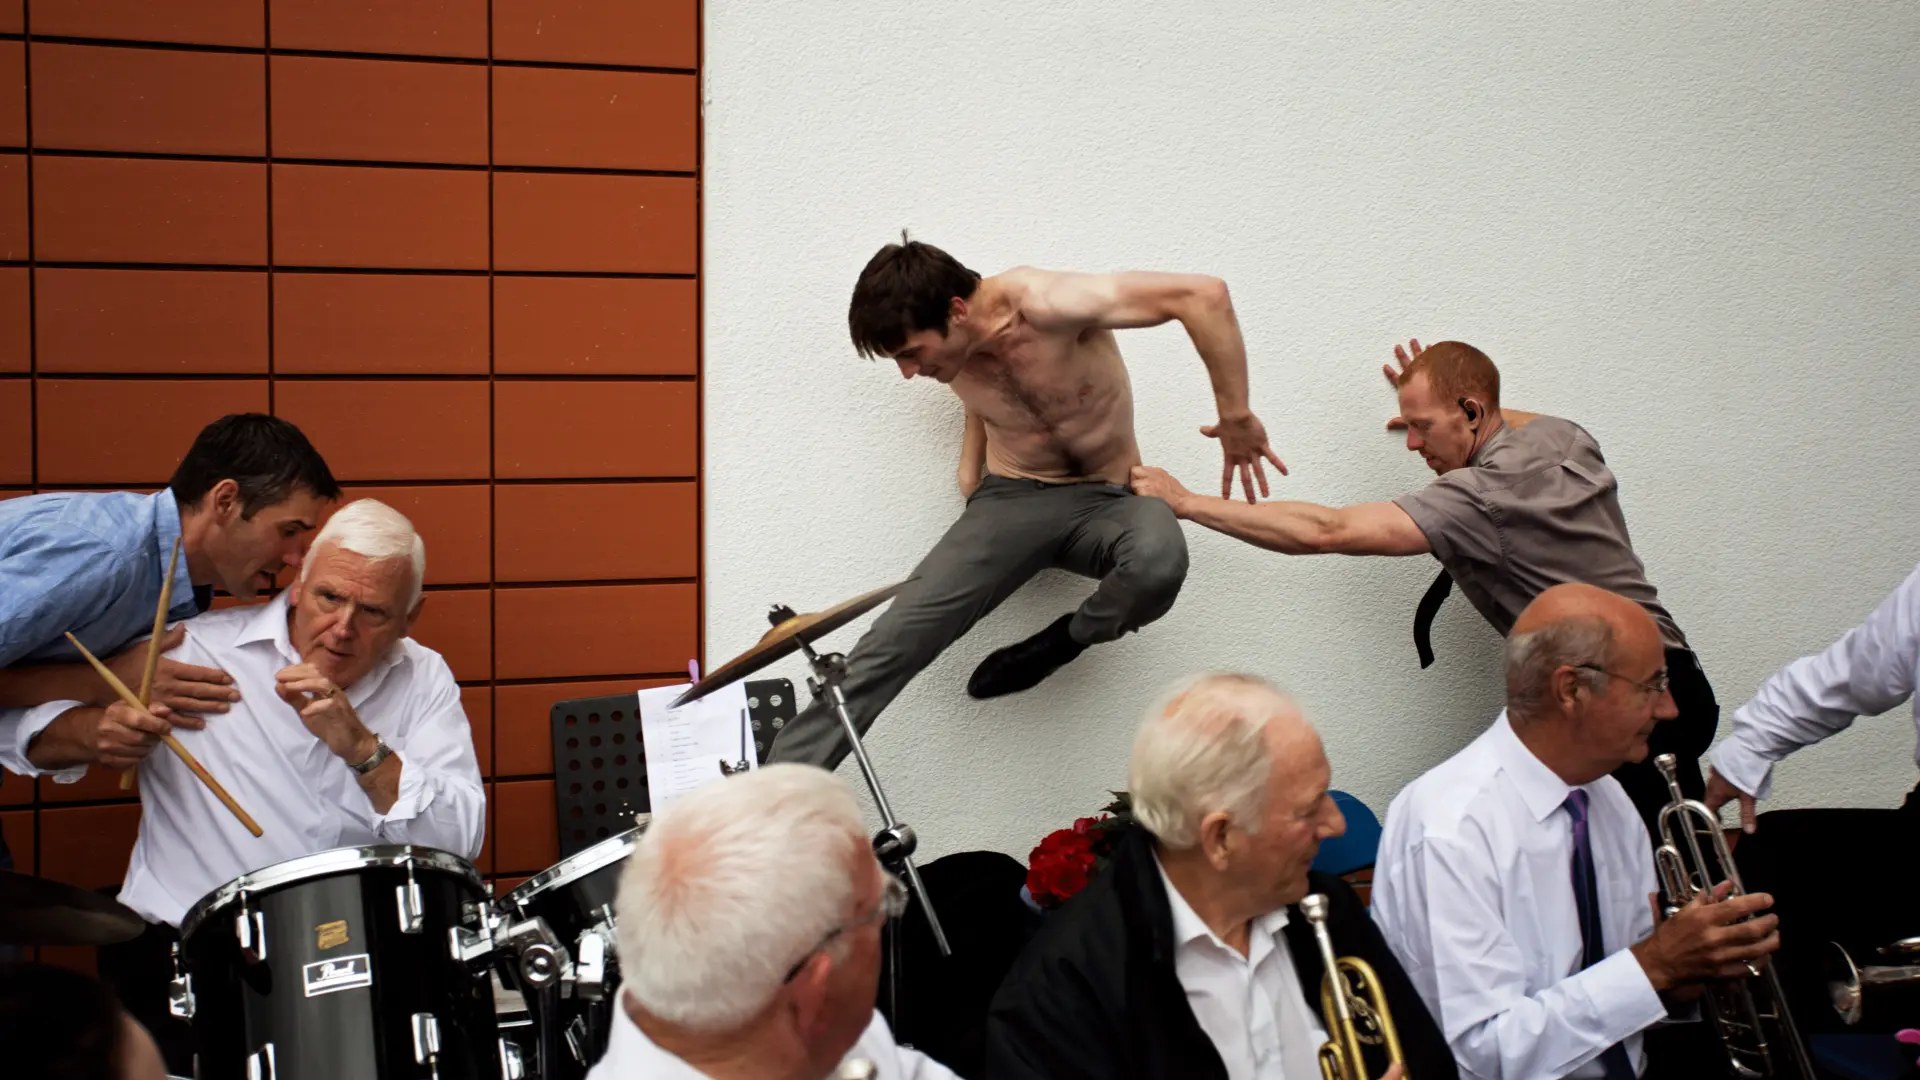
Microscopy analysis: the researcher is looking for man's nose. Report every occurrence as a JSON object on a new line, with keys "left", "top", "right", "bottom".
{"left": 896, "top": 361, "right": 917, "bottom": 379}
{"left": 1653, "top": 688, "right": 1679, "bottom": 720}
{"left": 1405, "top": 429, "right": 1423, "bottom": 451}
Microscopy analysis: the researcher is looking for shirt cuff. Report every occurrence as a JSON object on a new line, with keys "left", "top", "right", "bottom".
{"left": 0, "top": 701, "right": 89, "bottom": 783}
{"left": 1585, "top": 947, "right": 1669, "bottom": 1047}
{"left": 372, "top": 748, "right": 438, "bottom": 825}
{"left": 1709, "top": 733, "right": 1775, "bottom": 800}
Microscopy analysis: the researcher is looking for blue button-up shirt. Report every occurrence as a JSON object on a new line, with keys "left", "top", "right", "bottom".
{"left": 0, "top": 490, "right": 201, "bottom": 669}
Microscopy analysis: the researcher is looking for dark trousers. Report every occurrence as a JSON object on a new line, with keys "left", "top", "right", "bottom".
{"left": 1612, "top": 648, "right": 1719, "bottom": 844}
{"left": 98, "top": 918, "right": 195, "bottom": 1075}
{"left": 768, "top": 476, "right": 1189, "bottom": 770}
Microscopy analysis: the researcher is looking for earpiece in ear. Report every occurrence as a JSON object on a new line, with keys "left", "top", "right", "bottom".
{"left": 1459, "top": 398, "right": 1479, "bottom": 424}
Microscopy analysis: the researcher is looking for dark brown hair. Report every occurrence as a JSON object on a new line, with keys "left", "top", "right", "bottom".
{"left": 847, "top": 235, "right": 981, "bottom": 358}
{"left": 1397, "top": 340, "right": 1501, "bottom": 410}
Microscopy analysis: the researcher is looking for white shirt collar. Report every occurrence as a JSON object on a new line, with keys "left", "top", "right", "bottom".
{"left": 1488, "top": 709, "right": 1589, "bottom": 823}
{"left": 1152, "top": 848, "right": 1291, "bottom": 953}
{"left": 230, "top": 590, "right": 408, "bottom": 706}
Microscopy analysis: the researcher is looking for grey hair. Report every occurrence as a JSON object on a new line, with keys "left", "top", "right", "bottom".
{"left": 1505, "top": 616, "right": 1616, "bottom": 721}
{"left": 615, "top": 765, "right": 867, "bottom": 1033}
{"left": 299, "top": 498, "right": 426, "bottom": 610}
{"left": 1128, "top": 672, "right": 1289, "bottom": 850}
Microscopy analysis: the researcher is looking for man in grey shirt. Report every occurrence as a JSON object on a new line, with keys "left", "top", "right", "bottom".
{"left": 1131, "top": 340, "right": 1711, "bottom": 836}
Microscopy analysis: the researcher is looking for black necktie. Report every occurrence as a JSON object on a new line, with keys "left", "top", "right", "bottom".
{"left": 1567, "top": 790, "right": 1638, "bottom": 1080}
{"left": 193, "top": 584, "right": 214, "bottom": 614}
{"left": 1413, "top": 569, "right": 1453, "bottom": 668}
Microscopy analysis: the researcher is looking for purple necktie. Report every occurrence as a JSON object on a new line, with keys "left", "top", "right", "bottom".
{"left": 1566, "top": 789, "right": 1637, "bottom": 1080}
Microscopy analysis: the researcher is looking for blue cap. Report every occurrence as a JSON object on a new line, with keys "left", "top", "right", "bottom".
{"left": 1311, "top": 790, "right": 1383, "bottom": 877}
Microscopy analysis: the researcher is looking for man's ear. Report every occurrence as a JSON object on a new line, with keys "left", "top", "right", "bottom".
{"left": 948, "top": 294, "right": 969, "bottom": 325}
{"left": 209, "top": 478, "right": 242, "bottom": 521}
{"left": 784, "top": 952, "right": 835, "bottom": 1043}
{"left": 1551, "top": 665, "right": 1586, "bottom": 716}
{"left": 403, "top": 595, "right": 427, "bottom": 637}
{"left": 1199, "top": 811, "right": 1236, "bottom": 870}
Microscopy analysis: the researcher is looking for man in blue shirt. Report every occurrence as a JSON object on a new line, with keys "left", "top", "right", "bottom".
{"left": 0, "top": 414, "right": 340, "bottom": 875}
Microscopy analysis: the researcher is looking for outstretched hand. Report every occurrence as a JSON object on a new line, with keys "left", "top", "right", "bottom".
{"left": 1200, "top": 411, "right": 1286, "bottom": 503}
{"left": 1382, "top": 338, "right": 1423, "bottom": 432}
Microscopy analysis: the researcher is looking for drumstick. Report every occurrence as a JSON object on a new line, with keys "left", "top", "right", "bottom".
{"left": 120, "top": 538, "right": 183, "bottom": 791}
{"left": 66, "top": 632, "right": 263, "bottom": 838}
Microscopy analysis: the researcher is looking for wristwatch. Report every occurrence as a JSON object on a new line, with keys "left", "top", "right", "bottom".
{"left": 349, "top": 736, "right": 393, "bottom": 775}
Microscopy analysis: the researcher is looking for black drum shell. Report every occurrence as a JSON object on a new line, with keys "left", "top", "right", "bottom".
{"left": 179, "top": 849, "right": 501, "bottom": 1080}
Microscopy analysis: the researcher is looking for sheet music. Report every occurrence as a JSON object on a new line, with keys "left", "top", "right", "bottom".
{"left": 636, "top": 681, "right": 757, "bottom": 811}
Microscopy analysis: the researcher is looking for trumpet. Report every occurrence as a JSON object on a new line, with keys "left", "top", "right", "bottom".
{"left": 1651, "top": 754, "right": 1814, "bottom": 1080}
{"left": 1826, "top": 936, "right": 1920, "bottom": 1026}
{"left": 1300, "top": 893, "right": 1406, "bottom": 1080}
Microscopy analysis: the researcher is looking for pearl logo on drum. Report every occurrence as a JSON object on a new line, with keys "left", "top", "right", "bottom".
{"left": 303, "top": 953, "right": 373, "bottom": 998}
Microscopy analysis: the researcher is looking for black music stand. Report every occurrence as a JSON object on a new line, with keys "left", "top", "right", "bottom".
{"left": 548, "top": 679, "right": 797, "bottom": 857}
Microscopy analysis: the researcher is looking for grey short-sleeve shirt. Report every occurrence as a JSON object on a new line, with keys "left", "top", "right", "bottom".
{"left": 1392, "top": 416, "right": 1686, "bottom": 650}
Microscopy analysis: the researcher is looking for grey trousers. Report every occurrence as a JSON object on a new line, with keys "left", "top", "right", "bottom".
{"left": 767, "top": 475, "right": 1189, "bottom": 770}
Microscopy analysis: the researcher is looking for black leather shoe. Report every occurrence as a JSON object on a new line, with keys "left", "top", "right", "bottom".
{"left": 967, "top": 614, "right": 1088, "bottom": 699}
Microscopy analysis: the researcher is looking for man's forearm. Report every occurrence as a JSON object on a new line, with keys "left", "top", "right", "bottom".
{"left": 1177, "top": 494, "right": 1339, "bottom": 555}
{"left": 0, "top": 664, "right": 108, "bottom": 710}
{"left": 1180, "top": 284, "right": 1251, "bottom": 417}
{"left": 25, "top": 707, "right": 101, "bottom": 770}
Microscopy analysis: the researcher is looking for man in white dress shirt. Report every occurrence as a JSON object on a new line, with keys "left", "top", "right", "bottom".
{"left": 587, "top": 763, "right": 956, "bottom": 1080}
{"left": 1701, "top": 559, "right": 1920, "bottom": 1032}
{"left": 0, "top": 498, "right": 485, "bottom": 1074}
{"left": 1706, "top": 559, "right": 1920, "bottom": 828}
{"left": 986, "top": 673, "right": 1454, "bottom": 1080}
{"left": 1372, "top": 584, "right": 1781, "bottom": 1080}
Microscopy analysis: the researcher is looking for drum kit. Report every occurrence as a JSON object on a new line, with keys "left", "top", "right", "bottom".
{"left": 0, "top": 579, "right": 947, "bottom": 1079}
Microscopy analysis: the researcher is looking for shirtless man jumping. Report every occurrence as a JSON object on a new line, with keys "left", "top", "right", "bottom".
{"left": 766, "top": 237, "right": 1284, "bottom": 769}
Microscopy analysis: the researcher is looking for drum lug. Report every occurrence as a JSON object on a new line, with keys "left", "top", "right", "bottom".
{"left": 412, "top": 1012, "right": 441, "bottom": 1067}
{"left": 499, "top": 1038, "right": 526, "bottom": 1080}
{"left": 397, "top": 868, "right": 426, "bottom": 934}
{"left": 167, "top": 941, "right": 195, "bottom": 1020}
{"left": 575, "top": 928, "right": 608, "bottom": 1002}
{"left": 235, "top": 906, "right": 267, "bottom": 964}
{"left": 502, "top": 916, "right": 574, "bottom": 991}
{"left": 449, "top": 923, "right": 495, "bottom": 964}
{"left": 246, "top": 1042, "right": 276, "bottom": 1080}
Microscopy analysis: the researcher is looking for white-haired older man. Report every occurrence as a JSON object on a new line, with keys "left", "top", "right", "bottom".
{"left": 0, "top": 498, "right": 485, "bottom": 1074}
{"left": 985, "top": 673, "right": 1455, "bottom": 1080}
{"left": 587, "top": 763, "right": 955, "bottom": 1080}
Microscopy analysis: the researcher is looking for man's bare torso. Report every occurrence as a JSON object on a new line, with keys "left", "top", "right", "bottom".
{"left": 950, "top": 269, "right": 1140, "bottom": 485}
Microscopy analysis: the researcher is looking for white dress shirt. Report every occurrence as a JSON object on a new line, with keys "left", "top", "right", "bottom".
{"left": 0, "top": 592, "right": 486, "bottom": 926}
{"left": 585, "top": 995, "right": 958, "bottom": 1080}
{"left": 1155, "top": 854, "right": 1329, "bottom": 1080}
{"left": 1371, "top": 712, "right": 1668, "bottom": 1080}
{"left": 1711, "top": 560, "right": 1920, "bottom": 800}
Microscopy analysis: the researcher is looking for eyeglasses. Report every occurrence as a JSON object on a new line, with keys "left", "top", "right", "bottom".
{"left": 782, "top": 873, "right": 909, "bottom": 984}
{"left": 1577, "top": 664, "right": 1670, "bottom": 698}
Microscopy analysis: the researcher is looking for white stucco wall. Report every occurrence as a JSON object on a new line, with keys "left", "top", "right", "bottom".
{"left": 703, "top": 2, "right": 1920, "bottom": 863}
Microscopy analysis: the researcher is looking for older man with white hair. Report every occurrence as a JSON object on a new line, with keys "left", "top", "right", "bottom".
{"left": 0, "top": 498, "right": 485, "bottom": 1074}
{"left": 984, "top": 673, "right": 1455, "bottom": 1080}
{"left": 587, "top": 763, "right": 956, "bottom": 1080}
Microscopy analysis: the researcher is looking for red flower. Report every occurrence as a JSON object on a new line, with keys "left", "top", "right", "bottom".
{"left": 1027, "top": 827, "right": 1099, "bottom": 909}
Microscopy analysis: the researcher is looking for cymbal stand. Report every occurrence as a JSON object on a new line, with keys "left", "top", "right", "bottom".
{"left": 773, "top": 605, "right": 951, "bottom": 1037}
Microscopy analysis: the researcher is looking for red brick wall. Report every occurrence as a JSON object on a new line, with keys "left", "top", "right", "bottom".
{"left": 0, "top": 0, "right": 702, "bottom": 966}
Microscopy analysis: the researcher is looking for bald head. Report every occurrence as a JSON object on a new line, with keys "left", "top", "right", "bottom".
{"left": 1507, "top": 584, "right": 1662, "bottom": 722}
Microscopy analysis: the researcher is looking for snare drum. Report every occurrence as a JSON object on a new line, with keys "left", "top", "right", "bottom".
{"left": 174, "top": 845, "right": 517, "bottom": 1080}
{"left": 492, "top": 826, "right": 643, "bottom": 1079}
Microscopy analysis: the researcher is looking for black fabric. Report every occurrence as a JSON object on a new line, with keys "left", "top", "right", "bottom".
{"left": 1610, "top": 648, "right": 1719, "bottom": 846}
{"left": 1732, "top": 806, "right": 1920, "bottom": 1036}
{"left": 1413, "top": 568, "right": 1454, "bottom": 669}
{"left": 96, "top": 917, "right": 193, "bottom": 1075}
{"left": 982, "top": 827, "right": 1457, "bottom": 1080}
{"left": 193, "top": 583, "right": 214, "bottom": 615}
{"left": 883, "top": 850, "right": 1044, "bottom": 1079}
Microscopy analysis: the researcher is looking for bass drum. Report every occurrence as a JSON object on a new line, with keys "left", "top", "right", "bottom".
{"left": 175, "top": 845, "right": 513, "bottom": 1080}
{"left": 493, "top": 826, "right": 643, "bottom": 1079}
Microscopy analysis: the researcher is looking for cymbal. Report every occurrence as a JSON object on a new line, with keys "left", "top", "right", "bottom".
{"left": 0, "top": 871, "right": 145, "bottom": 946}
{"left": 674, "top": 581, "right": 905, "bottom": 707}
